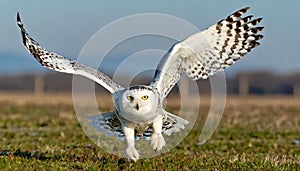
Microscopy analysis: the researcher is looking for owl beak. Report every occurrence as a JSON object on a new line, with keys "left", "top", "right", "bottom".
{"left": 135, "top": 103, "right": 139, "bottom": 111}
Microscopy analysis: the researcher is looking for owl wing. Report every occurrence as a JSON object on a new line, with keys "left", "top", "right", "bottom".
{"left": 150, "top": 7, "right": 263, "bottom": 98}
{"left": 17, "top": 13, "right": 123, "bottom": 93}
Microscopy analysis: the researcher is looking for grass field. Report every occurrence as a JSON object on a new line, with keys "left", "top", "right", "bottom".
{"left": 0, "top": 93, "right": 299, "bottom": 170}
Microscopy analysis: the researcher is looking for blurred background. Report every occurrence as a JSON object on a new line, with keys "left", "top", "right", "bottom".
{"left": 0, "top": 0, "right": 300, "bottom": 96}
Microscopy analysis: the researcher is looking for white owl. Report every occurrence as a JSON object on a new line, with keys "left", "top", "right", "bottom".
{"left": 17, "top": 7, "right": 263, "bottom": 161}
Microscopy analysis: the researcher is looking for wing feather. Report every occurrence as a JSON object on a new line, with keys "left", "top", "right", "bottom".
{"left": 17, "top": 13, "right": 122, "bottom": 93}
{"left": 150, "top": 7, "right": 263, "bottom": 98}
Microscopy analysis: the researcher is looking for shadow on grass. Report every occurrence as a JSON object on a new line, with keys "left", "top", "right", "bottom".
{"left": 0, "top": 149, "right": 58, "bottom": 161}
{"left": 0, "top": 148, "right": 131, "bottom": 170}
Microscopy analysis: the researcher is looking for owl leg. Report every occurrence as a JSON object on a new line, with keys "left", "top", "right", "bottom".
{"left": 123, "top": 126, "right": 139, "bottom": 162}
{"left": 151, "top": 115, "right": 166, "bottom": 151}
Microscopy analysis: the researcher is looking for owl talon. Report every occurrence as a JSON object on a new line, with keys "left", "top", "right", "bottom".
{"left": 151, "top": 133, "right": 166, "bottom": 151}
{"left": 125, "top": 146, "right": 139, "bottom": 162}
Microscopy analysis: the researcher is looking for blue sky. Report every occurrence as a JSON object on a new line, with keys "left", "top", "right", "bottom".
{"left": 1, "top": 0, "right": 300, "bottom": 76}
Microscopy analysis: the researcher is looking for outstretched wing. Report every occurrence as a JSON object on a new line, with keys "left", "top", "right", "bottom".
{"left": 17, "top": 13, "right": 123, "bottom": 93}
{"left": 150, "top": 7, "right": 263, "bottom": 98}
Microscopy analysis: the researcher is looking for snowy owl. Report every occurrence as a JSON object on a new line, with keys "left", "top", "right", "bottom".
{"left": 17, "top": 7, "right": 263, "bottom": 161}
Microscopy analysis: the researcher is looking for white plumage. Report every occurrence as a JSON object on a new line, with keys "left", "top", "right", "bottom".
{"left": 17, "top": 7, "right": 263, "bottom": 161}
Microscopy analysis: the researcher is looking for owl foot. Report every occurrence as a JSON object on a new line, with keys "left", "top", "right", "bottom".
{"left": 125, "top": 146, "right": 139, "bottom": 162}
{"left": 151, "top": 133, "right": 166, "bottom": 151}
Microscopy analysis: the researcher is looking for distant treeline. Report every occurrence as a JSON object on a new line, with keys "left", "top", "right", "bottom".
{"left": 0, "top": 72, "right": 299, "bottom": 95}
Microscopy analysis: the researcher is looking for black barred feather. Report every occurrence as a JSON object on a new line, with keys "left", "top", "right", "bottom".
{"left": 151, "top": 7, "right": 264, "bottom": 98}
{"left": 17, "top": 12, "right": 122, "bottom": 93}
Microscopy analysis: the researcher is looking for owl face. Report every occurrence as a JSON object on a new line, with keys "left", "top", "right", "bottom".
{"left": 117, "top": 85, "right": 159, "bottom": 123}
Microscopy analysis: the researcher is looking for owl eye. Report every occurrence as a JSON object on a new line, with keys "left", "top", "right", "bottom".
{"left": 127, "top": 96, "right": 134, "bottom": 101}
{"left": 141, "top": 95, "right": 149, "bottom": 100}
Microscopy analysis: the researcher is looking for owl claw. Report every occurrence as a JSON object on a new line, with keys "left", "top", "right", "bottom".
{"left": 151, "top": 133, "right": 166, "bottom": 151}
{"left": 125, "top": 146, "right": 139, "bottom": 162}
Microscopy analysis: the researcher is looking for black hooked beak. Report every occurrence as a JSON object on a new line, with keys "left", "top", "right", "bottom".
{"left": 135, "top": 103, "right": 139, "bottom": 111}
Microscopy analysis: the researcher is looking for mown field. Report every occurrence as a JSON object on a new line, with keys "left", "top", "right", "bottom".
{"left": 0, "top": 93, "right": 299, "bottom": 170}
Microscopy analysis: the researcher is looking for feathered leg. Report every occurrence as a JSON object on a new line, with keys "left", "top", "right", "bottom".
{"left": 151, "top": 115, "right": 166, "bottom": 151}
{"left": 123, "top": 126, "right": 139, "bottom": 161}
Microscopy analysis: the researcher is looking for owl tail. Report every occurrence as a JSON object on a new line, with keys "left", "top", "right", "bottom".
{"left": 162, "top": 110, "right": 189, "bottom": 136}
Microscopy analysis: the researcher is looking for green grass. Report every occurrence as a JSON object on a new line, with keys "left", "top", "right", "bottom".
{"left": 0, "top": 97, "right": 299, "bottom": 170}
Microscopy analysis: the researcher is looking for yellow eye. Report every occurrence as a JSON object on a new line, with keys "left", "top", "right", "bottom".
{"left": 127, "top": 96, "right": 134, "bottom": 101}
{"left": 141, "top": 95, "right": 149, "bottom": 100}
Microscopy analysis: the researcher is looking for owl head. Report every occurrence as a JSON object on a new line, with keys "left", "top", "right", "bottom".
{"left": 116, "top": 85, "right": 159, "bottom": 123}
